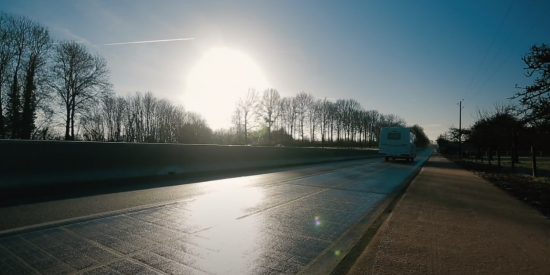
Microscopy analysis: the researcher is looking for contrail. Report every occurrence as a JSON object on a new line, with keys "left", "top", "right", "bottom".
{"left": 99, "top": 38, "right": 195, "bottom": 46}
{"left": 51, "top": 40, "right": 85, "bottom": 45}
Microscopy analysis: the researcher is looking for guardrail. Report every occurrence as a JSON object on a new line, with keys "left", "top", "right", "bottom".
{"left": 1, "top": 140, "right": 380, "bottom": 189}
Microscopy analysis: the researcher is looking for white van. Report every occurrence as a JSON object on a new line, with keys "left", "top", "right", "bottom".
{"left": 379, "top": 127, "right": 416, "bottom": 161}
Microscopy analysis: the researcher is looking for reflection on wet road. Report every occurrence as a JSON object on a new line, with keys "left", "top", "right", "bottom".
{"left": 0, "top": 152, "right": 429, "bottom": 275}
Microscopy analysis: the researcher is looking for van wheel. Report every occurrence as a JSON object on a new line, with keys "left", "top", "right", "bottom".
{"left": 411, "top": 158, "right": 415, "bottom": 162}
{"left": 385, "top": 157, "right": 389, "bottom": 162}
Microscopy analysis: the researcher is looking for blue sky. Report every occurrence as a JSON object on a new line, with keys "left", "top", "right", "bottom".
{"left": 2, "top": 0, "right": 549, "bottom": 140}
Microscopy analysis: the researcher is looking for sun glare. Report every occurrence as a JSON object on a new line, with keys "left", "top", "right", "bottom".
{"left": 185, "top": 48, "right": 269, "bottom": 130}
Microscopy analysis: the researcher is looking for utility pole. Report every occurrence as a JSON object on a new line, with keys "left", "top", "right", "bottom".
{"left": 458, "top": 99, "right": 464, "bottom": 160}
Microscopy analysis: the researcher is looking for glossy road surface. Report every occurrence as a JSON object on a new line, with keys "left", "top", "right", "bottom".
{"left": 0, "top": 151, "right": 430, "bottom": 275}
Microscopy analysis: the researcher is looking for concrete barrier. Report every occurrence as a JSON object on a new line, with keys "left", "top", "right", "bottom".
{"left": 1, "top": 140, "right": 379, "bottom": 189}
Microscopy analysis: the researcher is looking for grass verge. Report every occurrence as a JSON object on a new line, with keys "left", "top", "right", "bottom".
{"left": 444, "top": 155, "right": 550, "bottom": 218}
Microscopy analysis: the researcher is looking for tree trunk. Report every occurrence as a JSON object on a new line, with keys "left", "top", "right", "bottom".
{"left": 267, "top": 125, "right": 271, "bottom": 145}
{"left": 8, "top": 74, "right": 21, "bottom": 139}
{"left": 330, "top": 122, "right": 333, "bottom": 143}
{"left": 512, "top": 133, "right": 520, "bottom": 163}
{"left": 244, "top": 120, "right": 247, "bottom": 145}
{"left": 65, "top": 104, "right": 71, "bottom": 140}
{"left": 302, "top": 120, "right": 305, "bottom": 142}
{"left": 337, "top": 128, "right": 340, "bottom": 146}
{"left": 70, "top": 102, "right": 76, "bottom": 140}
{"left": 358, "top": 129, "right": 363, "bottom": 148}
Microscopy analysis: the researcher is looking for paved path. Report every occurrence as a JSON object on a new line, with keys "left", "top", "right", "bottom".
{"left": 0, "top": 152, "right": 431, "bottom": 275}
{"left": 347, "top": 155, "right": 550, "bottom": 275}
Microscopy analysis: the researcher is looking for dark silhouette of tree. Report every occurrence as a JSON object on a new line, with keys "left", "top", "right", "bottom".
{"left": 5, "top": 71, "right": 21, "bottom": 139}
{"left": 334, "top": 99, "right": 345, "bottom": 145}
{"left": 258, "top": 88, "right": 280, "bottom": 144}
{"left": 50, "top": 41, "right": 112, "bottom": 140}
{"left": 20, "top": 21, "right": 51, "bottom": 139}
{"left": 78, "top": 91, "right": 214, "bottom": 144}
{"left": 5, "top": 15, "right": 33, "bottom": 138}
{"left": 0, "top": 13, "right": 17, "bottom": 139}
{"left": 178, "top": 112, "right": 212, "bottom": 144}
{"left": 409, "top": 124, "right": 430, "bottom": 148}
{"left": 235, "top": 89, "right": 259, "bottom": 145}
{"left": 101, "top": 95, "right": 125, "bottom": 141}
{"left": 343, "top": 99, "right": 361, "bottom": 146}
{"left": 295, "top": 92, "right": 313, "bottom": 142}
{"left": 512, "top": 44, "right": 550, "bottom": 125}
{"left": 318, "top": 98, "right": 331, "bottom": 145}
{"left": 469, "top": 104, "right": 524, "bottom": 163}
{"left": 80, "top": 102, "right": 105, "bottom": 141}
{"left": 280, "top": 97, "right": 298, "bottom": 142}
{"left": 308, "top": 99, "right": 322, "bottom": 143}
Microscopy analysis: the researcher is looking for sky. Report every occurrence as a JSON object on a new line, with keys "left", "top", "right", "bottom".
{"left": 1, "top": 0, "right": 549, "bottom": 140}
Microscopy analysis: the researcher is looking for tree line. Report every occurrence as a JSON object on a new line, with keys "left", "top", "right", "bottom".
{"left": 226, "top": 88, "right": 430, "bottom": 148}
{"left": 437, "top": 43, "right": 550, "bottom": 160}
{"left": 0, "top": 11, "right": 431, "bottom": 148}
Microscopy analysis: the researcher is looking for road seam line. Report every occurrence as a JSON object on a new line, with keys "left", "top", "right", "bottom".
{"left": 0, "top": 239, "right": 43, "bottom": 275}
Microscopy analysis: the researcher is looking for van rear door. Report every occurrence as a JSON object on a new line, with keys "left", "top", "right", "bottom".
{"left": 381, "top": 130, "right": 407, "bottom": 156}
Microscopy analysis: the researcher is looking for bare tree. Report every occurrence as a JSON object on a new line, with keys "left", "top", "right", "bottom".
{"left": 295, "top": 92, "right": 314, "bottom": 142}
{"left": 285, "top": 97, "right": 299, "bottom": 141}
{"left": 367, "top": 110, "right": 380, "bottom": 146}
{"left": 343, "top": 99, "right": 361, "bottom": 146}
{"left": 5, "top": 15, "right": 32, "bottom": 138}
{"left": 236, "top": 88, "right": 259, "bottom": 145}
{"left": 20, "top": 20, "right": 51, "bottom": 139}
{"left": 179, "top": 111, "right": 212, "bottom": 144}
{"left": 0, "top": 13, "right": 16, "bottom": 138}
{"left": 102, "top": 95, "right": 126, "bottom": 141}
{"left": 334, "top": 99, "right": 346, "bottom": 145}
{"left": 511, "top": 44, "right": 550, "bottom": 125}
{"left": 142, "top": 91, "right": 157, "bottom": 142}
{"left": 258, "top": 88, "right": 280, "bottom": 144}
{"left": 277, "top": 97, "right": 291, "bottom": 143}
{"left": 50, "top": 41, "right": 112, "bottom": 140}
{"left": 318, "top": 98, "right": 331, "bottom": 145}
{"left": 80, "top": 102, "right": 105, "bottom": 141}
{"left": 231, "top": 107, "right": 243, "bottom": 144}
{"left": 308, "top": 99, "right": 322, "bottom": 142}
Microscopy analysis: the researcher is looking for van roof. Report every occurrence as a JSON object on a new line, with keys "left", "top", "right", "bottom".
{"left": 382, "top": 126, "right": 409, "bottom": 131}
{"left": 381, "top": 127, "right": 413, "bottom": 134}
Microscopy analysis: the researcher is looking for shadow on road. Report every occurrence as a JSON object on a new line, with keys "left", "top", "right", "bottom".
{"left": 422, "top": 157, "right": 466, "bottom": 171}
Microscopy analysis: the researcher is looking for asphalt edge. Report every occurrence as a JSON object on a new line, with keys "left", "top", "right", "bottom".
{"left": 301, "top": 151, "right": 433, "bottom": 275}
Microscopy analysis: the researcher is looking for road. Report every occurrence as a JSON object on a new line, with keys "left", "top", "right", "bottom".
{"left": 0, "top": 150, "right": 431, "bottom": 275}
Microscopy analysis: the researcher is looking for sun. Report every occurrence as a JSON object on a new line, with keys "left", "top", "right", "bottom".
{"left": 184, "top": 48, "right": 269, "bottom": 130}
